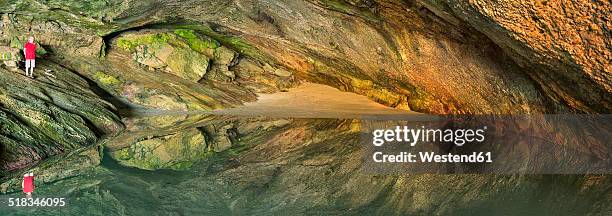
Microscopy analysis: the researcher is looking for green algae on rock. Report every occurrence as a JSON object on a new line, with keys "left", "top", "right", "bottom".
{"left": 105, "top": 114, "right": 294, "bottom": 171}
{"left": 112, "top": 128, "right": 211, "bottom": 171}
{"left": 116, "top": 31, "right": 211, "bottom": 82}
{"left": 0, "top": 46, "right": 21, "bottom": 69}
{"left": 173, "top": 29, "right": 220, "bottom": 54}
{"left": 94, "top": 71, "right": 123, "bottom": 87}
{"left": 0, "top": 61, "right": 123, "bottom": 176}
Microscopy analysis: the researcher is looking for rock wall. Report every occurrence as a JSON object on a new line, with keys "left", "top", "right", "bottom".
{"left": 418, "top": 0, "right": 611, "bottom": 113}
{"left": 0, "top": 62, "right": 123, "bottom": 175}
{"left": 1, "top": 0, "right": 608, "bottom": 114}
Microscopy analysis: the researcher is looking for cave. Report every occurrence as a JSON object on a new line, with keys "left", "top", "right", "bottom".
{"left": 0, "top": 0, "right": 610, "bottom": 215}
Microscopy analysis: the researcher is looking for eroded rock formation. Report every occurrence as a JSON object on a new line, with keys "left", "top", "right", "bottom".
{"left": 0, "top": 61, "right": 123, "bottom": 174}
{"left": 1, "top": 0, "right": 608, "bottom": 115}
{"left": 0, "top": 0, "right": 609, "bottom": 214}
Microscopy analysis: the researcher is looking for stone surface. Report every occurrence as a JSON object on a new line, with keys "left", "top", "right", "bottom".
{"left": 0, "top": 60, "right": 123, "bottom": 176}
{"left": 204, "top": 46, "right": 237, "bottom": 82}
{"left": 418, "top": 0, "right": 611, "bottom": 113}
{"left": 273, "top": 68, "right": 292, "bottom": 77}
{"left": 118, "top": 31, "right": 211, "bottom": 82}
{"left": 233, "top": 59, "right": 298, "bottom": 93}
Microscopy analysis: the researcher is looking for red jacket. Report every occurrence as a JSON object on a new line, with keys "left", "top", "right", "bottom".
{"left": 24, "top": 42, "right": 36, "bottom": 60}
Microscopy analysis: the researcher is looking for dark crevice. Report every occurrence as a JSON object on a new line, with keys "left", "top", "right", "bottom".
{"left": 197, "top": 126, "right": 215, "bottom": 151}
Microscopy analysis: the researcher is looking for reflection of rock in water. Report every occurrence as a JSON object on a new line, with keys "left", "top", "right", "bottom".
{"left": 362, "top": 115, "right": 612, "bottom": 174}
{"left": 108, "top": 114, "right": 294, "bottom": 170}
{"left": 112, "top": 128, "right": 209, "bottom": 170}
{"left": 2, "top": 115, "right": 610, "bottom": 215}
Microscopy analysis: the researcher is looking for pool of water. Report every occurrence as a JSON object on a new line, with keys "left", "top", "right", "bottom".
{"left": 0, "top": 115, "right": 609, "bottom": 215}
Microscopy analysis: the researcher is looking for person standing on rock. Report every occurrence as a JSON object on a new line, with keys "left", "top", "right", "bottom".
{"left": 22, "top": 172, "right": 34, "bottom": 198}
{"left": 23, "top": 36, "right": 37, "bottom": 78}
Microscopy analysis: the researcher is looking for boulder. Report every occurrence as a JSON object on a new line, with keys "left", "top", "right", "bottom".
{"left": 214, "top": 46, "right": 236, "bottom": 65}
{"left": 119, "top": 32, "right": 210, "bottom": 82}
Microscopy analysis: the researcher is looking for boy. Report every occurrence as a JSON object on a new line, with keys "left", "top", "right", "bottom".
{"left": 23, "top": 36, "right": 36, "bottom": 78}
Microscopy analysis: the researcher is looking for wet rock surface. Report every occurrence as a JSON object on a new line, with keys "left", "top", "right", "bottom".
{"left": 117, "top": 30, "right": 212, "bottom": 82}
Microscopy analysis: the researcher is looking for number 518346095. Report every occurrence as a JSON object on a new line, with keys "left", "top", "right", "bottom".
{"left": 8, "top": 197, "right": 66, "bottom": 207}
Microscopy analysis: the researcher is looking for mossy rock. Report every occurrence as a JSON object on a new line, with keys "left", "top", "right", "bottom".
{"left": 117, "top": 31, "right": 212, "bottom": 82}
{"left": 111, "top": 128, "right": 212, "bottom": 171}
{"left": 174, "top": 29, "right": 220, "bottom": 55}
{"left": 94, "top": 71, "right": 123, "bottom": 86}
{"left": 172, "top": 24, "right": 267, "bottom": 61}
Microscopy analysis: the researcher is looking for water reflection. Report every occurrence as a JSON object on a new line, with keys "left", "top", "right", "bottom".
{"left": 0, "top": 114, "right": 610, "bottom": 215}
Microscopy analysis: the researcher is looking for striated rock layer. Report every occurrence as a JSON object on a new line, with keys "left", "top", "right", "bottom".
{"left": 0, "top": 0, "right": 609, "bottom": 214}
{"left": 0, "top": 62, "right": 123, "bottom": 175}
{"left": 418, "top": 0, "right": 611, "bottom": 113}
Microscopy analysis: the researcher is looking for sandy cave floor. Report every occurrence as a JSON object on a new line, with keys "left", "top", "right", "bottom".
{"left": 213, "top": 82, "right": 417, "bottom": 118}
